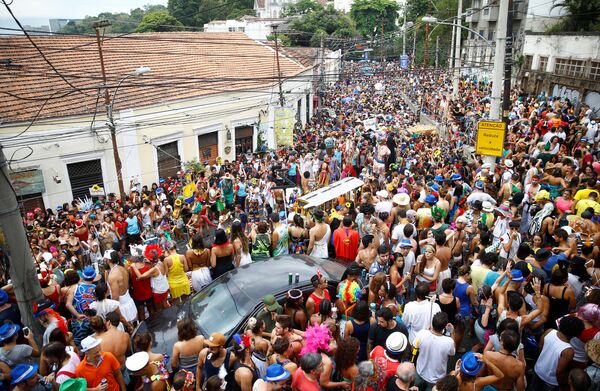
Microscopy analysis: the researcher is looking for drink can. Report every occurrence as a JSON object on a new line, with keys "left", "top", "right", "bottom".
{"left": 288, "top": 273, "right": 293, "bottom": 284}
{"left": 295, "top": 273, "right": 300, "bottom": 283}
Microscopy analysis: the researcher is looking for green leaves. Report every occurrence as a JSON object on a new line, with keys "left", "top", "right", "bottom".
{"left": 350, "top": 0, "right": 400, "bottom": 38}
{"left": 287, "top": 2, "right": 357, "bottom": 47}
{"left": 135, "top": 10, "right": 184, "bottom": 32}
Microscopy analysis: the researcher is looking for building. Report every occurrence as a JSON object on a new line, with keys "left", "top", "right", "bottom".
{"left": 203, "top": 16, "right": 285, "bottom": 40}
{"left": 519, "top": 32, "right": 600, "bottom": 114}
{"left": 462, "top": 0, "right": 566, "bottom": 75}
{"left": 254, "top": 0, "right": 297, "bottom": 18}
{"left": 0, "top": 32, "right": 339, "bottom": 210}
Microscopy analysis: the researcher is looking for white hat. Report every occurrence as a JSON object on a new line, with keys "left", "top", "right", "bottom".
{"left": 385, "top": 332, "right": 408, "bottom": 354}
{"left": 504, "top": 159, "right": 514, "bottom": 168}
{"left": 393, "top": 193, "right": 410, "bottom": 206}
{"left": 482, "top": 201, "right": 494, "bottom": 213}
{"left": 376, "top": 190, "right": 389, "bottom": 199}
{"left": 481, "top": 163, "right": 492, "bottom": 170}
{"left": 103, "top": 250, "right": 114, "bottom": 260}
{"left": 287, "top": 212, "right": 296, "bottom": 223}
{"left": 42, "top": 253, "right": 53, "bottom": 262}
{"left": 125, "top": 351, "right": 149, "bottom": 372}
{"left": 80, "top": 336, "right": 102, "bottom": 352}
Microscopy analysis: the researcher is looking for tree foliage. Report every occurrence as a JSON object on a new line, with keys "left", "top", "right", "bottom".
{"left": 548, "top": 0, "right": 600, "bottom": 31}
{"left": 168, "top": 0, "right": 255, "bottom": 27}
{"left": 350, "top": 0, "right": 400, "bottom": 39}
{"left": 58, "top": 5, "right": 169, "bottom": 34}
{"left": 135, "top": 10, "right": 184, "bottom": 32}
{"left": 286, "top": 1, "right": 357, "bottom": 47}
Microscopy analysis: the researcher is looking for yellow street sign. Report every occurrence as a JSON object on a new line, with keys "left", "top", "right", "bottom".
{"left": 476, "top": 120, "right": 505, "bottom": 157}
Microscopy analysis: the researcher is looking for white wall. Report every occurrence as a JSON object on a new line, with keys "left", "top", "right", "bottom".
{"left": 204, "top": 20, "right": 274, "bottom": 40}
{"left": 522, "top": 34, "right": 600, "bottom": 72}
{"left": 522, "top": 0, "right": 566, "bottom": 32}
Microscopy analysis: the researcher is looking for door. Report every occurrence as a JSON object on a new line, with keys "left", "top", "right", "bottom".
{"left": 235, "top": 126, "right": 254, "bottom": 156}
{"left": 198, "top": 132, "right": 218, "bottom": 164}
{"left": 67, "top": 159, "right": 104, "bottom": 200}
{"left": 157, "top": 141, "right": 181, "bottom": 180}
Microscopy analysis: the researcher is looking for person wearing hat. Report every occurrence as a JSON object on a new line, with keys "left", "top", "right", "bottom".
{"left": 125, "top": 351, "right": 169, "bottom": 390}
{"left": 466, "top": 180, "right": 495, "bottom": 206}
{"left": 585, "top": 339, "right": 600, "bottom": 385}
{"left": 369, "top": 332, "right": 408, "bottom": 389}
{"left": 257, "top": 294, "right": 283, "bottom": 334}
{"left": 415, "top": 195, "right": 436, "bottom": 229}
{"left": 375, "top": 190, "right": 393, "bottom": 215}
{"left": 75, "top": 336, "right": 125, "bottom": 391}
{"left": 282, "top": 289, "right": 308, "bottom": 331}
{"left": 501, "top": 159, "right": 514, "bottom": 187}
{"left": 0, "top": 289, "right": 21, "bottom": 327}
{"left": 253, "top": 363, "right": 291, "bottom": 390}
{"left": 0, "top": 323, "right": 39, "bottom": 365}
{"left": 10, "top": 364, "right": 41, "bottom": 391}
{"left": 451, "top": 352, "right": 504, "bottom": 391}
{"left": 65, "top": 266, "right": 97, "bottom": 320}
{"left": 492, "top": 202, "right": 512, "bottom": 245}
{"left": 196, "top": 333, "right": 234, "bottom": 387}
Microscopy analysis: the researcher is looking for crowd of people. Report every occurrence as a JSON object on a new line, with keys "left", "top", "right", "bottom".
{"left": 1, "top": 61, "right": 600, "bottom": 391}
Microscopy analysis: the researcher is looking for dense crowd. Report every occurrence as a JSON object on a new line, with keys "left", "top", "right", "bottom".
{"left": 1, "top": 61, "right": 600, "bottom": 391}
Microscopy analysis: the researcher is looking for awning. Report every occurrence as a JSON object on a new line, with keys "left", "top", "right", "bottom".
{"left": 298, "top": 177, "right": 364, "bottom": 209}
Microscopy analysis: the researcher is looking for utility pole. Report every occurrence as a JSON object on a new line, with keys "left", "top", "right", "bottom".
{"left": 412, "top": 28, "right": 417, "bottom": 65}
{"left": 93, "top": 20, "right": 125, "bottom": 198}
{"left": 380, "top": 19, "right": 385, "bottom": 62}
{"left": 0, "top": 145, "right": 43, "bottom": 336}
{"left": 402, "top": 6, "right": 407, "bottom": 56}
{"left": 317, "top": 36, "right": 325, "bottom": 122}
{"left": 452, "top": 0, "right": 463, "bottom": 97}
{"left": 272, "top": 24, "right": 285, "bottom": 108}
{"left": 435, "top": 36, "right": 439, "bottom": 68}
{"left": 449, "top": 17, "right": 456, "bottom": 72}
{"left": 423, "top": 22, "right": 429, "bottom": 67}
{"left": 502, "top": 0, "right": 514, "bottom": 124}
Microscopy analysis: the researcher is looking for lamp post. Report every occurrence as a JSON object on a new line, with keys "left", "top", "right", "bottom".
{"left": 105, "top": 67, "right": 151, "bottom": 196}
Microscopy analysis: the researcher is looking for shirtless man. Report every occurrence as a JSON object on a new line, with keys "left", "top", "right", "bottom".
{"left": 271, "top": 315, "right": 303, "bottom": 359}
{"left": 434, "top": 233, "right": 452, "bottom": 294}
{"left": 483, "top": 330, "right": 525, "bottom": 391}
{"left": 356, "top": 234, "right": 378, "bottom": 271}
{"left": 449, "top": 216, "right": 467, "bottom": 264}
{"left": 106, "top": 250, "right": 138, "bottom": 323}
{"left": 97, "top": 312, "right": 132, "bottom": 367}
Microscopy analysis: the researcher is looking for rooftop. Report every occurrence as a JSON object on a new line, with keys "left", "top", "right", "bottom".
{"left": 0, "top": 32, "right": 307, "bottom": 124}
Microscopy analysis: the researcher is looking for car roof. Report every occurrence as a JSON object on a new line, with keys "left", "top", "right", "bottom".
{"left": 219, "top": 254, "right": 346, "bottom": 301}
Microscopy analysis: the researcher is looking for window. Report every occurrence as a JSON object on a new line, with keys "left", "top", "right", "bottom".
{"left": 523, "top": 55, "right": 533, "bottom": 70}
{"left": 470, "top": 31, "right": 475, "bottom": 39}
{"left": 488, "top": 30, "right": 494, "bottom": 41}
{"left": 198, "top": 132, "right": 218, "bottom": 164}
{"left": 157, "top": 141, "right": 181, "bottom": 180}
{"left": 538, "top": 56, "right": 548, "bottom": 72}
{"left": 484, "top": 8, "right": 490, "bottom": 15}
{"left": 591, "top": 61, "right": 600, "bottom": 80}
{"left": 555, "top": 58, "right": 585, "bottom": 78}
{"left": 238, "top": 27, "right": 245, "bottom": 32}
{"left": 479, "top": 30, "right": 484, "bottom": 40}
{"left": 235, "top": 126, "right": 254, "bottom": 155}
{"left": 228, "top": 27, "right": 235, "bottom": 32}
{"left": 67, "top": 159, "right": 103, "bottom": 200}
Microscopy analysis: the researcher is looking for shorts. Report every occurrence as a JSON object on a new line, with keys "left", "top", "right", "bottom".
{"left": 133, "top": 296, "right": 153, "bottom": 307}
{"left": 153, "top": 291, "right": 168, "bottom": 304}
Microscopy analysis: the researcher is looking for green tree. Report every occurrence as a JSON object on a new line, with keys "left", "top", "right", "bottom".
{"left": 283, "top": 0, "right": 324, "bottom": 16}
{"left": 350, "top": 0, "right": 400, "bottom": 39}
{"left": 168, "top": 0, "right": 255, "bottom": 27}
{"left": 168, "top": 0, "right": 201, "bottom": 26}
{"left": 135, "top": 10, "right": 184, "bottom": 32}
{"left": 548, "top": 0, "right": 600, "bottom": 31}
{"left": 406, "top": 0, "right": 430, "bottom": 21}
{"left": 288, "top": 3, "right": 357, "bottom": 47}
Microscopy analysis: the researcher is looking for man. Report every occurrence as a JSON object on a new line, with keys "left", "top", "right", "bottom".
{"left": 466, "top": 180, "right": 496, "bottom": 206}
{"left": 376, "top": 190, "right": 393, "bottom": 216}
{"left": 356, "top": 235, "right": 378, "bottom": 272}
{"left": 356, "top": 203, "right": 375, "bottom": 238}
{"left": 402, "top": 282, "right": 441, "bottom": 345}
{"left": 369, "top": 332, "right": 409, "bottom": 389}
{"left": 470, "top": 252, "right": 496, "bottom": 292}
{"left": 499, "top": 221, "right": 521, "bottom": 260}
{"left": 396, "top": 239, "right": 417, "bottom": 276}
{"left": 484, "top": 330, "right": 526, "bottom": 391}
{"left": 368, "top": 307, "right": 409, "bottom": 353}
{"left": 291, "top": 352, "right": 322, "bottom": 391}
{"left": 270, "top": 213, "right": 289, "bottom": 257}
{"left": 66, "top": 266, "right": 97, "bottom": 319}
{"left": 257, "top": 295, "right": 283, "bottom": 334}
{"left": 106, "top": 251, "right": 137, "bottom": 323}
{"left": 368, "top": 244, "right": 391, "bottom": 280}
{"left": 333, "top": 216, "right": 360, "bottom": 262}
{"left": 574, "top": 190, "right": 600, "bottom": 216}
{"left": 94, "top": 312, "right": 131, "bottom": 367}
{"left": 387, "top": 362, "right": 417, "bottom": 391}
{"left": 75, "top": 336, "right": 126, "bottom": 391}
{"left": 501, "top": 159, "right": 514, "bottom": 187}
{"left": 126, "top": 352, "right": 169, "bottom": 391}
{"left": 533, "top": 315, "right": 585, "bottom": 391}
{"left": 271, "top": 315, "right": 303, "bottom": 357}
{"left": 414, "top": 312, "right": 455, "bottom": 391}
{"left": 253, "top": 363, "right": 292, "bottom": 391}
{"left": 434, "top": 233, "right": 451, "bottom": 294}
{"left": 10, "top": 364, "right": 41, "bottom": 391}
{"left": 305, "top": 274, "right": 331, "bottom": 319}
{"left": 196, "top": 333, "right": 235, "bottom": 390}
{"left": 0, "top": 323, "right": 39, "bottom": 365}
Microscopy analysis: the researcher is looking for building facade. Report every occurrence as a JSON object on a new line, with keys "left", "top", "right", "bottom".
{"left": 203, "top": 16, "right": 285, "bottom": 40}
{"left": 519, "top": 33, "right": 600, "bottom": 115}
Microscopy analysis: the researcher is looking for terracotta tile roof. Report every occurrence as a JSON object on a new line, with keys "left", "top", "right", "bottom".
{"left": 262, "top": 44, "right": 330, "bottom": 67}
{"left": 0, "top": 32, "right": 307, "bottom": 124}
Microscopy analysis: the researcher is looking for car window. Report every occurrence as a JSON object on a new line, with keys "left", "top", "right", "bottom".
{"left": 189, "top": 279, "right": 254, "bottom": 337}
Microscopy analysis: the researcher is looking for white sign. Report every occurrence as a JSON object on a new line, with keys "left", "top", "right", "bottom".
{"left": 363, "top": 118, "right": 377, "bottom": 131}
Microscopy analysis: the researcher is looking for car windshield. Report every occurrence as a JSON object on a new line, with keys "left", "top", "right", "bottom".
{"left": 189, "top": 278, "right": 254, "bottom": 337}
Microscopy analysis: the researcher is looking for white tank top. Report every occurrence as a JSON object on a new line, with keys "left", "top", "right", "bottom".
{"left": 534, "top": 329, "right": 572, "bottom": 386}
{"left": 151, "top": 262, "right": 169, "bottom": 294}
{"left": 311, "top": 225, "right": 331, "bottom": 259}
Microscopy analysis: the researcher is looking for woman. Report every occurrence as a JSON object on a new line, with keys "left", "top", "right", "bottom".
{"left": 544, "top": 268, "right": 577, "bottom": 330}
{"left": 89, "top": 283, "right": 131, "bottom": 329}
{"left": 39, "top": 272, "right": 61, "bottom": 308}
{"left": 571, "top": 304, "right": 600, "bottom": 368}
{"left": 334, "top": 336, "right": 360, "bottom": 385}
{"left": 415, "top": 244, "right": 442, "bottom": 292}
{"left": 343, "top": 301, "right": 371, "bottom": 361}
{"left": 41, "top": 342, "right": 80, "bottom": 388}
{"left": 381, "top": 281, "right": 400, "bottom": 317}
{"left": 230, "top": 335, "right": 259, "bottom": 391}
{"left": 310, "top": 299, "right": 333, "bottom": 326}
{"left": 555, "top": 188, "right": 574, "bottom": 216}
{"left": 58, "top": 270, "right": 80, "bottom": 320}
{"left": 186, "top": 234, "right": 212, "bottom": 292}
{"left": 133, "top": 332, "right": 165, "bottom": 363}
{"left": 288, "top": 214, "right": 308, "bottom": 255}
{"left": 165, "top": 241, "right": 191, "bottom": 303}
{"left": 569, "top": 256, "right": 592, "bottom": 299}
{"left": 437, "top": 278, "right": 461, "bottom": 348}
{"left": 132, "top": 250, "right": 170, "bottom": 311}
{"left": 211, "top": 228, "right": 235, "bottom": 279}
{"left": 231, "top": 221, "right": 252, "bottom": 267}
{"left": 367, "top": 272, "right": 387, "bottom": 307}
{"left": 390, "top": 254, "right": 411, "bottom": 304}
{"left": 250, "top": 222, "right": 271, "bottom": 261}
{"left": 172, "top": 319, "right": 205, "bottom": 373}
{"left": 474, "top": 285, "right": 497, "bottom": 346}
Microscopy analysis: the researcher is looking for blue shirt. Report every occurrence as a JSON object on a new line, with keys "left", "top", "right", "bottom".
{"left": 125, "top": 216, "right": 140, "bottom": 235}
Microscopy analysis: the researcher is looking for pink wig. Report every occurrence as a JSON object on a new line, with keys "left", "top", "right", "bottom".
{"left": 578, "top": 303, "right": 600, "bottom": 328}
{"left": 300, "top": 323, "right": 331, "bottom": 356}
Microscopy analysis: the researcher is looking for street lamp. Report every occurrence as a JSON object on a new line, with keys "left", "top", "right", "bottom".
{"left": 421, "top": 16, "right": 493, "bottom": 47}
{"left": 105, "top": 66, "right": 152, "bottom": 196}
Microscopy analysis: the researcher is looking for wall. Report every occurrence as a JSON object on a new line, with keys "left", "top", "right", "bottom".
{"left": 522, "top": 34, "right": 600, "bottom": 72}
{"left": 203, "top": 20, "right": 274, "bottom": 40}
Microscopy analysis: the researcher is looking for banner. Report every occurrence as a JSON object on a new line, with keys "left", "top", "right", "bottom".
{"left": 273, "top": 107, "right": 295, "bottom": 147}
{"left": 363, "top": 118, "right": 377, "bottom": 131}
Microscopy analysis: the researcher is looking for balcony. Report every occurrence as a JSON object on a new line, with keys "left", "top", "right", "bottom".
{"left": 513, "top": 1, "right": 525, "bottom": 20}
{"left": 481, "top": 5, "right": 499, "bottom": 22}
{"left": 465, "top": 8, "right": 480, "bottom": 23}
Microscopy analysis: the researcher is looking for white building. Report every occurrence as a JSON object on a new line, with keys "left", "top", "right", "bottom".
{"left": 520, "top": 33, "right": 600, "bottom": 114}
{"left": 333, "top": 0, "right": 354, "bottom": 13}
{"left": 254, "top": 0, "right": 297, "bottom": 18}
{"left": 0, "top": 32, "right": 339, "bottom": 211}
{"left": 203, "top": 16, "right": 285, "bottom": 40}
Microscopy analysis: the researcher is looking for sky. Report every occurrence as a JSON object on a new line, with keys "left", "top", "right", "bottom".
{"left": 0, "top": 0, "right": 168, "bottom": 28}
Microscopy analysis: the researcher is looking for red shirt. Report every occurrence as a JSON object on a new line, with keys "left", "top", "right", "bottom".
{"left": 114, "top": 221, "right": 127, "bottom": 237}
{"left": 333, "top": 227, "right": 360, "bottom": 261}
{"left": 130, "top": 263, "right": 153, "bottom": 301}
{"left": 291, "top": 368, "right": 320, "bottom": 391}
{"left": 369, "top": 346, "right": 400, "bottom": 389}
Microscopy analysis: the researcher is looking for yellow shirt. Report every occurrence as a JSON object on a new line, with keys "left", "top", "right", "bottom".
{"left": 574, "top": 189, "right": 599, "bottom": 201}
{"left": 575, "top": 199, "right": 600, "bottom": 216}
